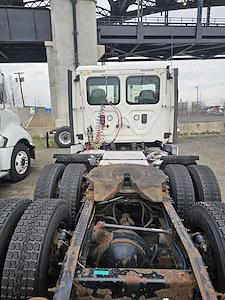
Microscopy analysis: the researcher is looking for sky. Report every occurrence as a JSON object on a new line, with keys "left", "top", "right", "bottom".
{"left": 0, "top": 3, "right": 225, "bottom": 107}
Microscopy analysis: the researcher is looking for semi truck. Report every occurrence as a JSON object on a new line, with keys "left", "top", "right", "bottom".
{"left": 53, "top": 64, "right": 177, "bottom": 149}
{"left": 0, "top": 72, "right": 35, "bottom": 182}
{"left": 0, "top": 65, "right": 224, "bottom": 300}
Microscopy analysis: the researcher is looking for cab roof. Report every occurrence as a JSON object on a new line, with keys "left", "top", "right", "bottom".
{"left": 76, "top": 63, "right": 172, "bottom": 72}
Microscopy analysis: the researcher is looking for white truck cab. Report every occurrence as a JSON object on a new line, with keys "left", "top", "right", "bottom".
{"left": 0, "top": 73, "right": 35, "bottom": 182}
{"left": 71, "top": 64, "right": 178, "bottom": 152}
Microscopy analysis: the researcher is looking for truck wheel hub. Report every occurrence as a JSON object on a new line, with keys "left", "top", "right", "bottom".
{"left": 59, "top": 132, "right": 71, "bottom": 145}
{"left": 15, "top": 150, "right": 29, "bottom": 174}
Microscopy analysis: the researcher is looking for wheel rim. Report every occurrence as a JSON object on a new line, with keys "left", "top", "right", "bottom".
{"left": 15, "top": 150, "right": 29, "bottom": 175}
{"left": 58, "top": 131, "right": 71, "bottom": 145}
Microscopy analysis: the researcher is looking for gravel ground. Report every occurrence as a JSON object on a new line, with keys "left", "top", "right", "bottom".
{"left": 0, "top": 148, "right": 69, "bottom": 199}
{"left": 1, "top": 134, "right": 225, "bottom": 200}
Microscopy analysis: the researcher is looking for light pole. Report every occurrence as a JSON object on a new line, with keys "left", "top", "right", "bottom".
{"left": 14, "top": 72, "right": 25, "bottom": 107}
{"left": 195, "top": 85, "right": 199, "bottom": 103}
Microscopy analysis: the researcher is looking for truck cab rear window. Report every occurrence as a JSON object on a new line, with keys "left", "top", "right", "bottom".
{"left": 126, "top": 76, "right": 160, "bottom": 105}
{"left": 87, "top": 77, "right": 120, "bottom": 105}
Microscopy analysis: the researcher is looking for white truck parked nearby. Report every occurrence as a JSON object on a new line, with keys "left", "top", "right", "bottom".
{"left": 0, "top": 72, "right": 35, "bottom": 182}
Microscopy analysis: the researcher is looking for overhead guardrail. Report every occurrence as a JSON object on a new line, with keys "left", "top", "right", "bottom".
{"left": 97, "top": 16, "right": 225, "bottom": 27}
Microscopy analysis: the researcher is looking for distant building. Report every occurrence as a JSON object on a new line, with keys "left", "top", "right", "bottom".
{"left": 192, "top": 102, "right": 203, "bottom": 113}
{"left": 178, "top": 102, "right": 188, "bottom": 114}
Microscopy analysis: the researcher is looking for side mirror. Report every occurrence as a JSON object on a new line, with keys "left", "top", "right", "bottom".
{"left": 0, "top": 73, "right": 7, "bottom": 104}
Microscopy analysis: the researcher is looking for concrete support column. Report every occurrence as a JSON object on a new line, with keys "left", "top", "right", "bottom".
{"left": 47, "top": 0, "right": 75, "bottom": 127}
{"left": 196, "top": 0, "right": 203, "bottom": 41}
{"left": 46, "top": 0, "right": 98, "bottom": 127}
{"left": 45, "top": 41, "right": 58, "bottom": 119}
{"left": 76, "top": 0, "right": 98, "bottom": 65}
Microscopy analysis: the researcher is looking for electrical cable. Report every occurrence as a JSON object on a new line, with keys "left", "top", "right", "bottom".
{"left": 173, "top": 240, "right": 187, "bottom": 270}
{"left": 105, "top": 103, "right": 122, "bottom": 145}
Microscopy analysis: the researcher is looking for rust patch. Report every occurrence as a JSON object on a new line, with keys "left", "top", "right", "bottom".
{"left": 163, "top": 199, "right": 218, "bottom": 300}
{"left": 92, "top": 222, "right": 113, "bottom": 264}
{"left": 157, "top": 255, "right": 174, "bottom": 268}
{"left": 96, "top": 288, "right": 112, "bottom": 297}
{"left": 155, "top": 287, "right": 194, "bottom": 300}
{"left": 121, "top": 270, "right": 146, "bottom": 285}
{"left": 88, "top": 164, "right": 167, "bottom": 202}
{"left": 72, "top": 269, "right": 197, "bottom": 300}
{"left": 164, "top": 270, "right": 195, "bottom": 287}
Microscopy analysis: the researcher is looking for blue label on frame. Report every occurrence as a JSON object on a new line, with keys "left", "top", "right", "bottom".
{"left": 94, "top": 270, "right": 110, "bottom": 276}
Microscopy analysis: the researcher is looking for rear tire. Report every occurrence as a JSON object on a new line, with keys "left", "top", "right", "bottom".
{"left": 10, "top": 143, "right": 30, "bottom": 182}
{"left": 1, "top": 199, "right": 71, "bottom": 300}
{"left": 187, "top": 165, "right": 221, "bottom": 202}
{"left": 34, "top": 163, "right": 65, "bottom": 199}
{"left": 59, "top": 163, "right": 87, "bottom": 228}
{"left": 164, "top": 164, "right": 195, "bottom": 222}
{"left": 54, "top": 126, "right": 72, "bottom": 148}
{"left": 0, "top": 199, "right": 31, "bottom": 289}
{"left": 189, "top": 202, "right": 225, "bottom": 292}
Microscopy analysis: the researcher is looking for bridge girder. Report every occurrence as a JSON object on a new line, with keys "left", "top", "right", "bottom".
{"left": 1, "top": 1, "right": 225, "bottom": 62}
{"left": 2, "top": 0, "right": 225, "bottom": 18}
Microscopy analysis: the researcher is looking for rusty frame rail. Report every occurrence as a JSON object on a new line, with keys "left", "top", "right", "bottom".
{"left": 73, "top": 268, "right": 196, "bottom": 299}
{"left": 51, "top": 194, "right": 217, "bottom": 300}
{"left": 53, "top": 196, "right": 95, "bottom": 300}
{"left": 163, "top": 197, "right": 218, "bottom": 300}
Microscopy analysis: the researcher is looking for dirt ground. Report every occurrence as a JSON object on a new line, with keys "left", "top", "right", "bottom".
{"left": 1, "top": 134, "right": 225, "bottom": 200}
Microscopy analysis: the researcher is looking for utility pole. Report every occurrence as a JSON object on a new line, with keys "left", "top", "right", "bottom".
{"left": 195, "top": 85, "right": 199, "bottom": 102}
{"left": 14, "top": 72, "right": 25, "bottom": 107}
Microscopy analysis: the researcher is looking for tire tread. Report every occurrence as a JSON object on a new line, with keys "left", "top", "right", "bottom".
{"left": 1, "top": 199, "right": 69, "bottom": 299}
{"left": 164, "top": 164, "right": 195, "bottom": 221}
{"left": 189, "top": 201, "right": 225, "bottom": 292}
{"left": 59, "top": 163, "right": 87, "bottom": 228}
{"left": 34, "top": 163, "right": 65, "bottom": 199}
{"left": 188, "top": 165, "right": 221, "bottom": 202}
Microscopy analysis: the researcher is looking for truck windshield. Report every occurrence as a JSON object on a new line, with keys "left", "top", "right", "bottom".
{"left": 87, "top": 77, "right": 120, "bottom": 105}
{"left": 126, "top": 75, "right": 160, "bottom": 105}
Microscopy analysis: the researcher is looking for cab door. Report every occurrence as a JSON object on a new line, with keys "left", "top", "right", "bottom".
{"left": 77, "top": 75, "right": 121, "bottom": 144}
{"left": 116, "top": 70, "right": 175, "bottom": 143}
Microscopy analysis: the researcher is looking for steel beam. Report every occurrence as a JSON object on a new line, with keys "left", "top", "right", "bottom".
{"left": 0, "top": 7, "right": 52, "bottom": 42}
{"left": 106, "top": 0, "right": 225, "bottom": 19}
{"left": 1, "top": 5, "right": 225, "bottom": 62}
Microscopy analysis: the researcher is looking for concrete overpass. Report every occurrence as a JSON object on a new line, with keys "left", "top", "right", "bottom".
{"left": 1, "top": 2, "right": 225, "bottom": 63}
{"left": 0, "top": 7, "right": 51, "bottom": 63}
{"left": 1, "top": 0, "right": 225, "bottom": 127}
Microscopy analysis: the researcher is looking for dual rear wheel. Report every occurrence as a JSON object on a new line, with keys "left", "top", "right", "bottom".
{"left": 165, "top": 163, "right": 225, "bottom": 292}
{"left": 165, "top": 163, "right": 221, "bottom": 222}
{"left": 0, "top": 198, "right": 71, "bottom": 300}
{"left": 34, "top": 163, "right": 87, "bottom": 229}
{"left": 0, "top": 161, "right": 223, "bottom": 298}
